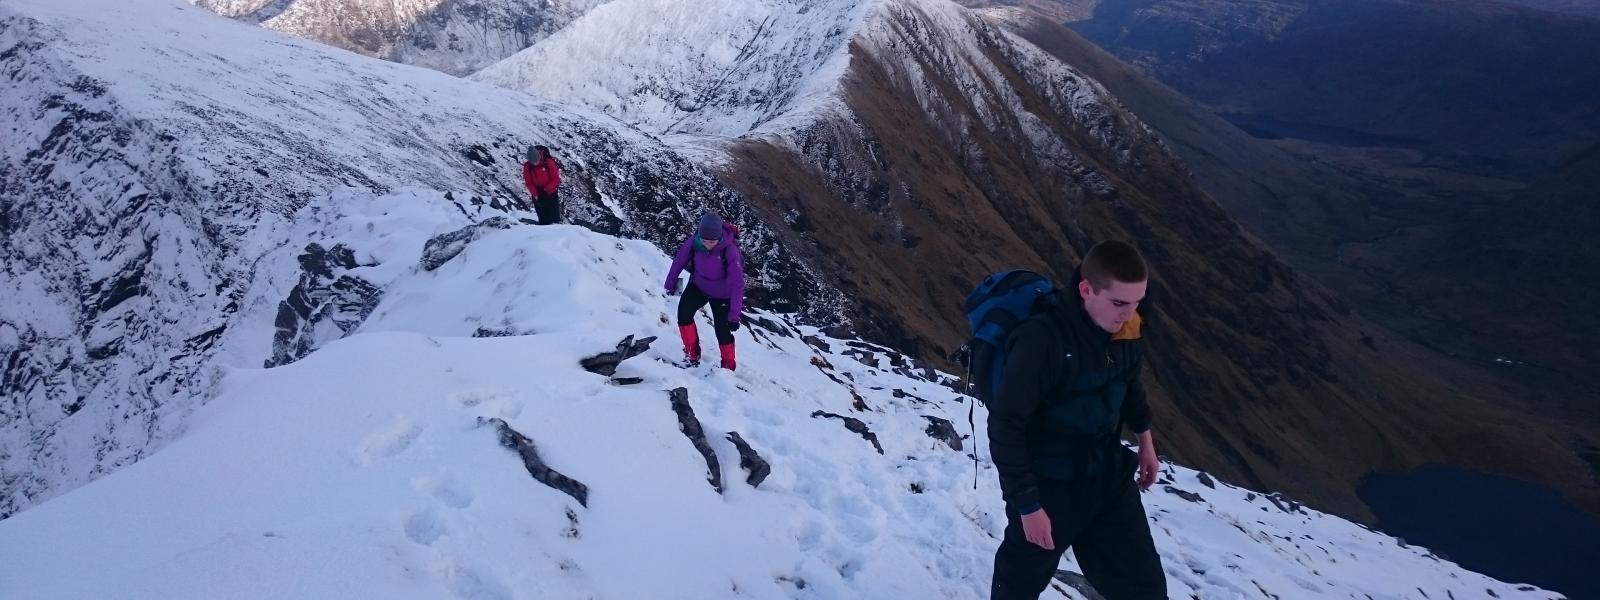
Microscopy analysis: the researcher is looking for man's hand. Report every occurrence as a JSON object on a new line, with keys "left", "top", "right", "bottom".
{"left": 1020, "top": 509, "right": 1054, "bottom": 550}
{"left": 1136, "top": 432, "right": 1159, "bottom": 490}
{"left": 728, "top": 320, "right": 741, "bottom": 331}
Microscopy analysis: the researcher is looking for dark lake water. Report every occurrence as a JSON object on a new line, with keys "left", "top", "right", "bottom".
{"left": 1359, "top": 464, "right": 1600, "bottom": 599}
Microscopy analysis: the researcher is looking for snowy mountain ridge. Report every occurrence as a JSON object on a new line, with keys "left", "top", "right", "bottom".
{"left": 0, "top": 189, "right": 1564, "bottom": 599}
{"left": 433, "top": 0, "right": 1492, "bottom": 531}
{"left": 0, "top": 0, "right": 839, "bottom": 520}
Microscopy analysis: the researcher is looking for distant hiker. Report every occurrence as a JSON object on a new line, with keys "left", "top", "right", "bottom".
{"left": 664, "top": 212, "right": 744, "bottom": 370}
{"left": 522, "top": 145, "right": 562, "bottom": 225}
{"left": 985, "top": 241, "right": 1166, "bottom": 599}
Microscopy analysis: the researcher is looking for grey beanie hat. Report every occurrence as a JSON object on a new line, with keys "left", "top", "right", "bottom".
{"left": 697, "top": 212, "right": 725, "bottom": 240}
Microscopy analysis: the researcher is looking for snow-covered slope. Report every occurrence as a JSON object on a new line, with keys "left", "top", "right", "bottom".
{"left": 0, "top": 0, "right": 838, "bottom": 520}
{"left": 473, "top": 0, "right": 1147, "bottom": 162}
{"left": 472, "top": 0, "right": 875, "bottom": 139}
{"left": 0, "top": 191, "right": 1564, "bottom": 599}
{"left": 193, "top": 0, "right": 609, "bottom": 76}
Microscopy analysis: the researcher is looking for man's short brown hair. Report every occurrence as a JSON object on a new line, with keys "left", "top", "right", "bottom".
{"left": 1082, "top": 241, "right": 1148, "bottom": 290}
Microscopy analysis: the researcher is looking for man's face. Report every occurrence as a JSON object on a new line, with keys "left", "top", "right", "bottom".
{"left": 1079, "top": 277, "right": 1148, "bottom": 333}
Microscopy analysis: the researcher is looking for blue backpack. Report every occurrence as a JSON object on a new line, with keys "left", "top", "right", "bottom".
{"left": 962, "top": 270, "right": 1062, "bottom": 404}
{"left": 959, "top": 270, "right": 1065, "bottom": 486}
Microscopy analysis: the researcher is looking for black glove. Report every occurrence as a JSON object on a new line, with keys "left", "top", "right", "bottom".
{"left": 728, "top": 320, "right": 741, "bottom": 331}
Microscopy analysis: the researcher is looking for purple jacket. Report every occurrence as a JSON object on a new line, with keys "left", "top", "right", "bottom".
{"left": 665, "top": 226, "right": 745, "bottom": 318}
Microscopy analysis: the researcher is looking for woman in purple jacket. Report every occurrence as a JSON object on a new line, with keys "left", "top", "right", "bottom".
{"left": 664, "top": 212, "right": 745, "bottom": 370}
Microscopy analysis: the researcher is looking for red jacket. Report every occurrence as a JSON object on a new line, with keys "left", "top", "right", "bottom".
{"left": 523, "top": 157, "right": 561, "bottom": 196}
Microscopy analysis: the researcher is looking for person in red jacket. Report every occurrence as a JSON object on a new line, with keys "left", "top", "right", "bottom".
{"left": 522, "top": 145, "right": 562, "bottom": 225}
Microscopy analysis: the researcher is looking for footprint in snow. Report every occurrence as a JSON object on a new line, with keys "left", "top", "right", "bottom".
{"left": 405, "top": 508, "right": 446, "bottom": 546}
{"left": 450, "top": 389, "right": 523, "bottom": 418}
{"left": 414, "top": 473, "right": 475, "bottom": 510}
{"left": 433, "top": 559, "right": 513, "bottom": 600}
{"left": 356, "top": 416, "right": 423, "bottom": 466}
{"left": 743, "top": 405, "right": 787, "bottom": 427}
{"left": 795, "top": 519, "right": 825, "bottom": 552}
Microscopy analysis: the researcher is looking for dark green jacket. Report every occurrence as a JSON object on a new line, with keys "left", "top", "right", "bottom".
{"left": 987, "top": 275, "right": 1152, "bottom": 514}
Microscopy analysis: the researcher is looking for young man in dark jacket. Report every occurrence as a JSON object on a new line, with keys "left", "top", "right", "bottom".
{"left": 522, "top": 145, "right": 562, "bottom": 225}
{"left": 988, "top": 240, "right": 1167, "bottom": 599}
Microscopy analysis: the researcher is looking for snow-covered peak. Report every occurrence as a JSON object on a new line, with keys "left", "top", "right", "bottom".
{"left": 472, "top": 0, "right": 876, "bottom": 139}
{"left": 190, "top": 0, "right": 287, "bottom": 20}
{"left": 0, "top": 190, "right": 1564, "bottom": 599}
{"left": 192, "top": 0, "right": 611, "bottom": 76}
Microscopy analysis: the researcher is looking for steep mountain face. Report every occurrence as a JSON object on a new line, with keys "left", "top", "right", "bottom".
{"left": 1054, "top": 0, "right": 1600, "bottom": 479}
{"left": 0, "top": 0, "right": 841, "bottom": 519}
{"left": 1069, "top": 0, "right": 1600, "bottom": 178}
{"left": 474, "top": 0, "right": 1599, "bottom": 522}
{"left": 0, "top": 195, "right": 1565, "bottom": 599}
{"left": 192, "top": 0, "right": 607, "bottom": 76}
{"left": 979, "top": 8, "right": 1383, "bottom": 263}
{"left": 1340, "top": 144, "right": 1600, "bottom": 393}
{"left": 985, "top": 7, "right": 1600, "bottom": 517}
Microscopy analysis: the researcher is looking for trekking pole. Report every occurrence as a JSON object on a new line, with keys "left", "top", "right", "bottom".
{"left": 964, "top": 346, "right": 978, "bottom": 490}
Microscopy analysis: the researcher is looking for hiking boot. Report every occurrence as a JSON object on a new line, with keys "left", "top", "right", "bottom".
{"left": 679, "top": 324, "right": 701, "bottom": 366}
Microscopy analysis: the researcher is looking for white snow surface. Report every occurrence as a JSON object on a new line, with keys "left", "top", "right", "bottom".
{"left": 1, "top": 0, "right": 834, "bottom": 520}
{"left": 0, "top": 190, "right": 1564, "bottom": 600}
{"left": 192, "top": 0, "right": 612, "bottom": 76}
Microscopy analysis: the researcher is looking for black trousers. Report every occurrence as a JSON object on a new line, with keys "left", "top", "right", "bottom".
{"left": 991, "top": 448, "right": 1166, "bottom": 600}
{"left": 676, "top": 283, "right": 735, "bottom": 345}
{"left": 533, "top": 190, "right": 560, "bottom": 225}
